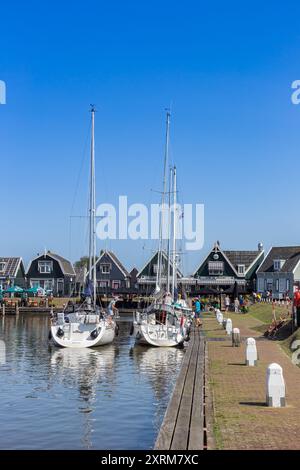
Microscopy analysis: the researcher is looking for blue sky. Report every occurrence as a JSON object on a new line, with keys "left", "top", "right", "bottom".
{"left": 1, "top": 0, "right": 300, "bottom": 274}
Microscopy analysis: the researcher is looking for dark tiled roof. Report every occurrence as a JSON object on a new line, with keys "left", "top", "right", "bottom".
{"left": 257, "top": 246, "right": 300, "bottom": 273}
{"left": 0, "top": 257, "right": 22, "bottom": 278}
{"left": 47, "top": 252, "right": 76, "bottom": 276}
{"left": 223, "top": 251, "right": 261, "bottom": 270}
{"left": 130, "top": 268, "right": 138, "bottom": 282}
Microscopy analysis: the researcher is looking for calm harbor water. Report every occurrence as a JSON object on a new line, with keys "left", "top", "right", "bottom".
{"left": 0, "top": 314, "right": 184, "bottom": 450}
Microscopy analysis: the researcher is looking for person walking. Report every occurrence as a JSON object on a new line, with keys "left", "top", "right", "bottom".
{"left": 234, "top": 297, "right": 239, "bottom": 313}
{"left": 225, "top": 295, "right": 230, "bottom": 312}
{"left": 194, "top": 297, "right": 202, "bottom": 327}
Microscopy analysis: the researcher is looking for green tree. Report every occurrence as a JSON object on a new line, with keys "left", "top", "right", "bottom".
{"left": 74, "top": 256, "right": 89, "bottom": 269}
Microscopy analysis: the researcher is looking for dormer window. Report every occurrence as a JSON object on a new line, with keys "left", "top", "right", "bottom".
{"left": 238, "top": 264, "right": 245, "bottom": 275}
{"left": 38, "top": 261, "right": 53, "bottom": 273}
{"left": 274, "top": 260, "right": 285, "bottom": 271}
{"left": 0, "top": 262, "right": 6, "bottom": 273}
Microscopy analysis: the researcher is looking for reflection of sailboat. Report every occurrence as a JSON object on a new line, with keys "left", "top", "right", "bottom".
{"left": 50, "top": 345, "right": 117, "bottom": 449}
{"left": 133, "top": 112, "right": 191, "bottom": 347}
{"left": 50, "top": 345, "right": 117, "bottom": 386}
{"left": 130, "top": 345, "right": 184, "bottom": 400}
{"left": 130, "top": 345, "right": 184, "bottom": 438}
{"left": 50, "top": 106, "right": 115, "bottom": 348}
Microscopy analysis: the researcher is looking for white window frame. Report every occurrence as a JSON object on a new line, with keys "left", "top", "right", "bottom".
{"left": 257, "top": 277, "right": 264, "bottom": 292}
{"left": 208, "top": 261, "right": 224, "bottom": 276}
{"left": 38, "top": 261, "right": 53, "bottom": 274}
{"left": 237, "top": 264, "right": 245, "bottom": 275}
{"left": 112, "top": 280, "right": 121, "bottom": 290}
{"left": 57, "top": 279, "right": 64, "bottom": 292}
{"left": 99, "top": 280, "right": 110, "bottom": 288}
{"left": 100, "top": 264, "right": 110, "bottom": 274}
{"left": 279, "top": 278, "right": 286, "bottom": 293}
{"left": 31, "top": 280, "right": 41, "bottom": 288}
{"left": 274, "top": 259, "right": 285, "bottom": 271}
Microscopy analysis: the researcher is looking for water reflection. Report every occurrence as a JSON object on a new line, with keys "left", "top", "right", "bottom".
{"left": 0, "top": 315, "right": 183, "bottom": 449}
{"left": 50, "top": 346, "right": 117, "bottom": 449}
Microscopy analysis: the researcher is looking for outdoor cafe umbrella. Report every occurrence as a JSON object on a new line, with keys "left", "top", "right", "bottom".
{"left": 3, "top": 286, "right": 24, "bottom": 294}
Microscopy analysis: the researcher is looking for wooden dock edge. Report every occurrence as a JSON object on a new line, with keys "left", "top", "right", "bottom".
{"left": 204, "top": 339, "right": 216, "bottom": 450}
{"left": 155, "top": 329, "right": 209, "bottom": 450}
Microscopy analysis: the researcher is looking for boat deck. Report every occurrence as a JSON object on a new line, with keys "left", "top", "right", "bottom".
{"left": 155, "top": 327, "right": 206, "bottom": 450}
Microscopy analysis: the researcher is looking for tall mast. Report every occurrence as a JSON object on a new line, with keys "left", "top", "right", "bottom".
{"left": 166, "top": 165, "right": 173, "bottom": 294}
{"left": 171, "top": 166, "right": 177, "bottom": 299}
{"left": 89, "top": 105, "right": 97, "bottom": 308}
{"left": 156, "top": 110, "right": 171, "bottom": 292}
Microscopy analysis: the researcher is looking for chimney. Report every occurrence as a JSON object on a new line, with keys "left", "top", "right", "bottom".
{"left": 258, "top": 242, "right": 264, "bottom": 252}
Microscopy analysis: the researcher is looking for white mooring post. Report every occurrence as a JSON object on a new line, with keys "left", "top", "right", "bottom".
{"left": 226, "top": 318, "right": 232, "bottom": 335}
{"left": 217, "top": 312, "right": 223, "bottom": 324}
{"left": 246, "top": 337, "right": 257, "bottom": 366}
{"left": 266, "top": 363, "right": 286, "bottom": 407}
{"left": 232, "top": 327, "right": 241, "bottom": 346}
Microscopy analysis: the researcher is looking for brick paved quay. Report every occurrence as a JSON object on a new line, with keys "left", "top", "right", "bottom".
{"left": 203, "top": 314, "right": 300, "bottom": 450}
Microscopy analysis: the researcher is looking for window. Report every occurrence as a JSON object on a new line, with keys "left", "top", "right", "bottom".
{"left": 275, "top": 279, "right": 279, "bottom": 292}
{"left": 153, "top": 263, "right": 165, "bottom": 274}
{"left": 57, "top": 279, "right": 64, "bottom": 293}
{"left": 99, "top": 280, "right": 110, "bottom": 288}
{"left": 279, "top": 278, "right": 286, "bottom": 293}
{"left": 0, "top": 262, "right": 6, "bottom": 273}
{"left": 100, "top": 264, "right": 110, "bottom": 274}
{"left": 31, "top": 281, "right": 40, "bottom": 288}
{"left": 38, "top": 261, "right": 52, "bottom": 273}
{"left": 287, "top": 279, "right": 290, "bottom": 292}
{"left": 257, "top": 277, "right": 264, "bottom": 292}
{"left": 112, "top": 280, "right": 121, "bottom": 289}
{"left": 274, "top": 260, "right": 285, "bottom": 271}
{"left": 238, "top": 265, "right": 245, "bottom": 275}
{"left": 208, "top": 261, "right": 224, "bottom": 276}
{"left": 44, "top": 280, "right": 54, "bottom": 291}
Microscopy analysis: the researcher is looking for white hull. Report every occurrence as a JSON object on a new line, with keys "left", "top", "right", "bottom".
{"left": 133, "top": 322, "right": 184, "bottom": 347}
{"left": 50, "top": 314, "right": 115, "bottom": 349}
{"left": 133, "top": 307, "right": 188, "bottom": 347}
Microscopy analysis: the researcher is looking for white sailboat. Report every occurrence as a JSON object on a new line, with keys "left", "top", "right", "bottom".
{"left": 133, "top": 112, "right": 191, "bottom": 347}
{"left": 49, "top": 106, "right": 116, "bottom": 348}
